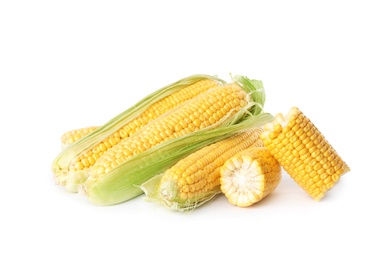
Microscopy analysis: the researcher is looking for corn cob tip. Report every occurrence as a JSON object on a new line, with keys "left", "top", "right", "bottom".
{"left": 140, "top": 174, "right": 221, "bottom": 212}
{"left": 260, "top": 106, "right": 350, "bottom": 201}
{"left": 159, "top": 181, "right": 176, "bottom": 202}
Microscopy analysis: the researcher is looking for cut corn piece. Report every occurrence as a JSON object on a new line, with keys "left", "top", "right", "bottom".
{"left": 141, "top": 128, "right": 264, "bottom": 211}
{"left": 220, "top": 147, "right": 281, "bottom": 207}
{"left": 52, "top": 75, "right": 223, "bottom": 192}
{"left": 80, "top": 76, "right": 272, "bottom": 205}
{"left": 61, "top": 126, "right": 99, "bottom": 149}
{"left": 260, "top": 107, "right": 350, "bottom": 201}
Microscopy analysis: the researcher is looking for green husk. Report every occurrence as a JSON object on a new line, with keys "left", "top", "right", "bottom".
{"left": 51, "top": 74, "right": 226, "bottom": 192}
{"left": 79, "top": 75, "right": 273, "bottom": 206}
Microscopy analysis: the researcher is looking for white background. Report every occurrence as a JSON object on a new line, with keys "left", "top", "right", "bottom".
{"left": 1, "top": 0, "right": 389, "bottom": 259}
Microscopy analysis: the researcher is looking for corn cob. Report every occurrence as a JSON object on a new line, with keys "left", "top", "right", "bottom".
{"left": 220, "top": 147, "right": 281, "bottom": 207}
{"left": 90, "top": 83, "right": 248, "bottom": 178}
{"left": 52, "top": 75, "right": 223, "bottom": 192}
{"left": 141, "top": 129, "right": 264, "bottom": 211}
{"left": 61, "top": 126, "right": 99, "bottom": 149}
{"left": 80, "top": 76, "right": 272, "bottom": 205}
{"left": 260, "top": 107, "right": 350, "bottom": 201}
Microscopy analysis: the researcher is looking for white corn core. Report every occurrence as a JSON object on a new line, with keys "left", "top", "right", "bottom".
{"left": 221, "top": 157, "right": 265, "bottom": 207}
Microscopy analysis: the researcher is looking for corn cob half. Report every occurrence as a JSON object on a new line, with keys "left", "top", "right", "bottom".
{"left": 52, "top": 75, "right": 223, "bottom": 192}
{"left": 141, "top": 129, "right": 264, "bottom": 211}
{"left": 220, "top": 147, "right": 282, "bottom": 207}
{"left": 80, "top": 76, "right": 273, "bottom": 205}
{"left": 260, "top": 107, "right": 350, "bottom": 201}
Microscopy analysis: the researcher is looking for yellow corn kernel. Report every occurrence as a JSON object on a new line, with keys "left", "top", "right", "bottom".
{"left": 90, "top": 83, "right": 249, "bottom": 179}
{"left": 61, "top": 126, "right": 99, "bottom": 149}
{"left": 260, "top": 107, "right": 350, "bottom": 201}
{"left": 68, "top": 79, "right": 219, "bottom": 174}
{"left": 220, "top": 147, "right": 282, "bottom": 207}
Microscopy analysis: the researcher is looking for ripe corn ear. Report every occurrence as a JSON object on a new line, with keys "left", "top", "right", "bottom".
{"left": 260, "top": 107, "right": 350, "bottom": 201}
{"left": 80, "top": 76, "right": 272, "bottom": 206}
{"left": 220, "top": 147, "right": 282, "bottom": 207}
{"left": 52, "top": 75, "right": 224, "bottom": 192}
{"left": 141, "top": 129, "right": 264, "bottom": 211}
{"left": 89, "top": 83, "right": 248, "bottom": 178}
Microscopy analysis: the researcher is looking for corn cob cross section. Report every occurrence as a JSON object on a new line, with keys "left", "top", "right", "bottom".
{"left": 220, "top": 147, "right": 282, "bottom": 207}
{"left": 260, "top": 107, "right": 350, "bottom": 201}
